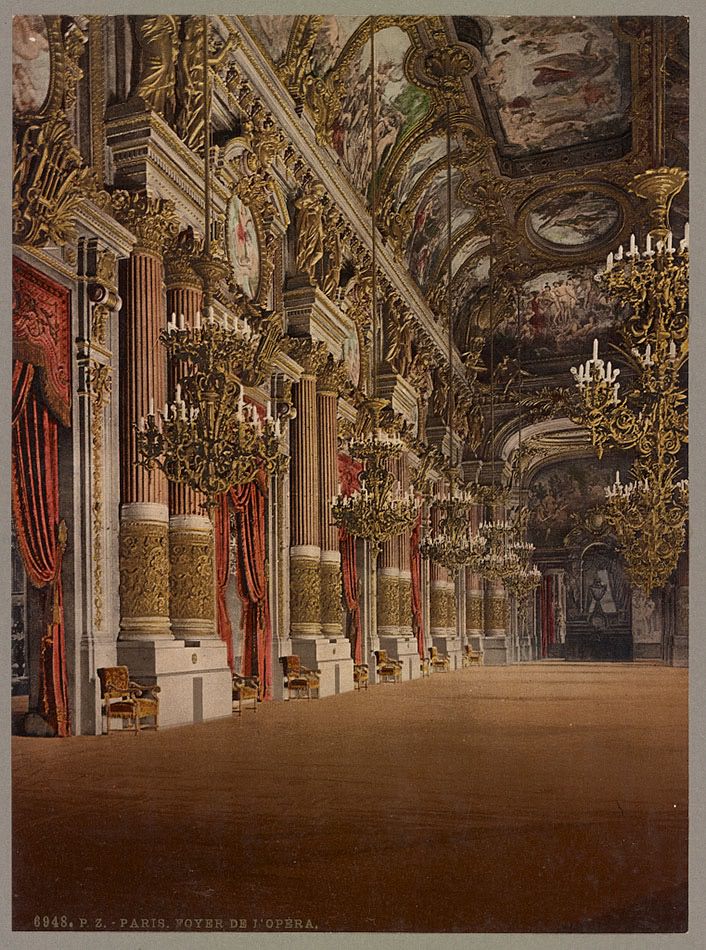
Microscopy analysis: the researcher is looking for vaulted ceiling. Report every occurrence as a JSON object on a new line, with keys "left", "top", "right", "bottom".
{"left": 240, "top": 15, "right": 688, "bottom": 373}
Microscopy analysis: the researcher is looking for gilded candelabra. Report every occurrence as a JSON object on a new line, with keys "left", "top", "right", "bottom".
{"left": 136, "top": 308, "right": 288, "bottom": 510}
{"left": 332, "top": 397, "right": 420, "bottom": 557}
{"left": 569, "top": 167, "right": 689, "bottom": 591}
{"left": 420, "top": 475, "right": 487, "bottom": 575}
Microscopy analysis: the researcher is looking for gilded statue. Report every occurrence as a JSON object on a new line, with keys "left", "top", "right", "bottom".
{"left": 134, "top": 15, "right": 180, "bottom": 119}
{"left": 385, "top": 305, "right": 415, "bottom": 378}
{"left": 176, "top": 17, "right": 235, "bottom": 152}
{"left": 294, "top": 183, "right": 326, "bottom": 285}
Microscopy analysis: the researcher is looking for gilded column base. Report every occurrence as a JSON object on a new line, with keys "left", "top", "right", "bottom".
{"left": 320, "top": 552, "right": 343, "bottom": 637}
{"left": 290, "top": 552, "right": 322, "bottom": 638}
{"left": 377, "top": 569, "right": 401, "bottom": 637}
{"left": 169, "top": 520, "right": 216, "bottom": 640}
{"left": 119, "top": 513, "right": 172, "bottom": 640}
{"left": 398, "top": 573, "right": 413, "bottom": 633}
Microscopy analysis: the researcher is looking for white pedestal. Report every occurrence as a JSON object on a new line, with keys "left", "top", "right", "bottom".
{"left": 289, "top": 637, "right": 354, "bottom": 697}
{"left": 117, "top": 638, "right": 232, "bottom": 727}
{"left": 432, "top": 634, "right": 464, "bottom": 671}
{"left": 483, "top": 635, "right": 509, "bottom": 666}
{"left": 379, "top": 634, "right": 422, "bottom": 682}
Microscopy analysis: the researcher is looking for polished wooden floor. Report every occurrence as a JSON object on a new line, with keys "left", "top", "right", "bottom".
{"left": 12, "top": 663, "right": 687, "bottom": 933}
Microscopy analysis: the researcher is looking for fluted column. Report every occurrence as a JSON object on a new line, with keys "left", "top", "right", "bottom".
{"left": 290, "top": 361, "right": 322, "bottom": 638}
{"left": 115, "top": 192, "right": 178, "bottom": 640}
{"left": 465, "top": 504, "right": 484, "bottom": 650}
{"left": 397, "top": 452, "right": 413, "bottom": 636}
{"left": 163, "top": 232, "right": 215, "bottom": 640}
{"left": 377, "top": 457, "right": 401, "bottom": 638}
{"left": 316, "top": 357, "right": 347, "bottom": 637}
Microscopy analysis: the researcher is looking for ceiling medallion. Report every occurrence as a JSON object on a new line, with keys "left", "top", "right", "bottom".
{"left": 409, "top": 42, "right": 482, "bottom": 94}
{"left": 517, "top": 182, "right": 630, "bottom": 259}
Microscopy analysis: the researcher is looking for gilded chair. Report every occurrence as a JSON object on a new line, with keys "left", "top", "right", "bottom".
{"left": 97, "top": 666, "right": 160, "bottom": 734}
{"left": 373, "top": 649, "right": 402, "bottom": 683}
{"left": 353, "top": 663, "right": 369, "bottom": 691}
{"left": 429, "top": 646, "right": 450, "bottom": 672}
{"left": 420, "top": 656, "right": 431, "bottom": 678}
{"left": 233, "top": 673, "right": 260, "bottom": 715}
{"left": 462, "top": 644, "right": 484, "bottom": 668}
{"left": 281, "top": 655, "right": 320, "bottom": 700}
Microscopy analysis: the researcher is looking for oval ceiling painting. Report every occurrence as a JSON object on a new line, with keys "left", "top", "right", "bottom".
{"left": 13, "top": 15, "right": 51, "bottom": 115}
{"left": 527, "top": 189, "right": 621, "bottom": 249}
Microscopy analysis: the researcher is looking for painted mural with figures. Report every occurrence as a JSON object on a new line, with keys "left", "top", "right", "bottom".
{"left": 242, "top": 15, "right": 297, "bottom": 63}
{"left": 331, "top": 25, "right": 430, "bottom": 197}
{"left": 478, "top": 16, "right": 631, "bottom": 154}
{"left": 12, "top": 15, "right": 51, "bottom": 115}
{"left": 527, "top": 189, "right": 621, "bottom": 247}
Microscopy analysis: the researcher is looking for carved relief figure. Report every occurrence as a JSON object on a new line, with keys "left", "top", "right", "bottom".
{"left": 294, "top": 183, "right": 326, "bottom": 284}
{"left": 176, "top": 17, "right": 235, "bottom": 152}
{"left": 134, "top": 15, "right": 180, "bottom": 118}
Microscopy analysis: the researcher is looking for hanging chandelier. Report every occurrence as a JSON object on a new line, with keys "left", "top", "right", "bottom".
{"left": 419, "top": 92, "right": 487, "bottom": 575}
{"left": 331, "top": 20, "right": 421, "bottom": 555}
{"left": 135, "top": 15, "right": 287, "bottom": 510}
{"left": 570, "top": 169, "right": 688, "bottom": 591}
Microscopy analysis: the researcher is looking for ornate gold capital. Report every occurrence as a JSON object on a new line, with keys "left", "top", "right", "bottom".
{"left": 288, "top": 336, "right": 329, "bottom": 377}
{"left": 111, "top": 190, "right": 180, "bottom": 256}
{"left": 163, "top": 227, "right": 205, "bottom": 290}
{"left": 317, "top": 353, "right": 350, "bottom": 396}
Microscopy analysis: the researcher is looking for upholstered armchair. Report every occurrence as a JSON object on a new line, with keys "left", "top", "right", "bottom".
{"left": 462, "top": 644, "right": 483, "bottom": 668}
{"left": 97, "top": 666, "right": 160, "bottom": 734}
{"left": 420, "top": 656, "right": 431, "bottom": 678}
{"left": 233, "top": 674, "right": 260, "bottom": 714}
{"left": 353, "top": 663, "right": 369, "bottom": 691}
{"left": 281, "top": 655, "right": 320, "bottom": 700}
{"left": 373, "top": 649, "right": 402, "bottom": 683}
{"left": 429, "top": 646, "right": 450, "bottom": 672}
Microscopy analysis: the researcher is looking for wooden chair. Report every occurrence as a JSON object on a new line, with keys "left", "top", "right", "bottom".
{"left": 429, "top": 646, "right": 450, "bottom": 672}
{"left": 373, "top": 650, "right": 402, "bottom": 683}
{"left": 97, "top": 666, "right": 160, "bottom": 734}
{"left": 353, "top": 663, "right": 369, "bottom": 691}
{"left": 233, "top": 674, "right": 260, "bottom": 715}
{"left": 281, "top": 655, "right": 320, "bottom": 700}
{"left": 420, "top": 656, "right": 431, "bottom": 678}
{"left": 462, "top": 644, "right": 484, "bottom": 668}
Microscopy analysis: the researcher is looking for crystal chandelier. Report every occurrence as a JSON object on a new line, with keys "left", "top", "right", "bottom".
{"left": 135, "top": 16, "right": 286, "bottom": 510}
{"left": 419, "top": 93, "right": 487, "bottom": 575}
{"left": 570, "top": 166, "right": 688, "bottom": 591}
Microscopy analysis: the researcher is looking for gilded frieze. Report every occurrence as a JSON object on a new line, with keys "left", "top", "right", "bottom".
{"left": 290, "top": 557, "right": 321, "bottom": 625}
{"left": 466, "top": 594, "right": 483, "bottom": 632}
{"left": 377, "top": 574, "right": 401, "bottom": 630}
{"left": 485, "top": 595, "right": 507, "bottom": 632}
{"left": 320, "top": 560, "right": 344, "bottom": 629}
{"left": 169, "top": 529, "right": 215, "bottom": 621}
{"left": 398, "top": 576, "right": 413, "bottom": 628}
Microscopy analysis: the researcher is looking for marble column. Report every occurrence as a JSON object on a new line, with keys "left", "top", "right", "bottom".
{"left": 116, "top": 195, "right": 175, "bottom": 642}
{"left": 397, "top": 453, "right": 414, "bottom": 640}
{"left": 316, "top": 363, "right": 345, "bottom": 638}
{"left": 290, "top": 370, "right": 321, "bottom": 639}
{"left": 113, "top": 194, "right": 231, "bottom": 726}
{"left": 164, "top": 234, "right": 215, "bottom": 642}
{"left": 484, "top": 577, "right": 508, "bottom": 666}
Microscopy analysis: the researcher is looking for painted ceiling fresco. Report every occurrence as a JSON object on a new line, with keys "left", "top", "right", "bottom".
{"left": 527, "top": 189, "right": 621, "bottom": 248}
{"left": 237, "top": 15, "right": 686, "bottom": 373}
{"left": 477, "top": 16, "right": 631, "bottom": 155}
{"left": 309, "top": 16, "right": 366, "bottom": 76}
{"left": 332, "top": 26, "right": 431, "bottom": 196}
{"left": 242, "top": 15, "right": 296, "bottom": 63}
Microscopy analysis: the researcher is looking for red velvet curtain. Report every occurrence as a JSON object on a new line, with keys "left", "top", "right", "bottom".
{"left": 214, "top": 494, "right": 235, "bottom": 672}
{"left": 540, "top": 574, "right": 555, "bottom": 658}
{"left": 12, "top": 360, "right": 71, "bottom": 736}
{"left": 337, "top": 454, "right": 363, "bottom": 665}
{"left": 410, "top": 513, "right": 425, "bottom": 659}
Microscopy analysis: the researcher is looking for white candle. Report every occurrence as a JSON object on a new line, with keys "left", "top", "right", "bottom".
{"left": 149, "top": 397, "right": 154, "bottom": 417}
{"left": 195, "top": 310, "right": 201, "bottom": 330}
{"left": 666, "top": 231, "right": 673, "bottom": 253}
{"left": 606, "top": 252, "right": 613, "bottom": 272}
{"left": 615, "top": 245, "right": 623, "bottom": 261}
{"left": 179, "top": 312, "right": 185, "bottom": 330}
{"left": 684, "top": 222, "right": 689, "bottom": 248}
{"left": 646, "top": 234, "right": 652, "bottom": 254}
{"left": 669, "top": 340, "right": 677, "bottom": 359}
{"left": 593, "top": 338, "right": 599, "bottom": 362}
{"left": 629, "top": 233, "right": 636, "bottom": 256}
{"left": 175, "top": 383, "right": 181, "bottom": 403}
{"left": 266, "top": 400, "right": 272, "bottom": 420}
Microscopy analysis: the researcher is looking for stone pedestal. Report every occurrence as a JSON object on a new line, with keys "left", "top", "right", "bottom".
{"left": 379, "top": 634, "right": 421, "bottom": 681}
{"left": 289, "top": 637, "right": 354, "bottom": 697}
{"left": 432, "top": 633, "right": 464, "bottom": 671}
{"left": 117, "top": 638, "right": 232, "bottom": 727}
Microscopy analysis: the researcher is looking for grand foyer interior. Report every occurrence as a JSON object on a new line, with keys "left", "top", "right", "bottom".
{"left": 11, "top": 13, "right": 689, "bottom": 739}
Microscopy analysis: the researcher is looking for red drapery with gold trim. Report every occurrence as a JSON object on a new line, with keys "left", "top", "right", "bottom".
{"left": 214, "top": 494, "right": 235, "bottom": 672}
{"left": 410, "top": 512, "right": 425, "bottom": 659}
{"left": 214, "top": 471, "right": 272, "bottom": 699}
{"left": 337, "top": 454, "right": 363, "bottom": 665}
{"left": 12, "top": 360, "right": 71, "bottom": 736}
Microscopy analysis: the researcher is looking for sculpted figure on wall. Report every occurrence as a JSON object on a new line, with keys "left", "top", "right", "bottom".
{"left": 294, "top": 182, "right": 326, "bottom": 285}
{"left": 134, "top": 15, "right": 180, "bottom": 118}
{"left": 385, "top": 302, "right": 416, "bottom": 378}
{"left": 176, "top": 17, "right": 235, "bottom": 152}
